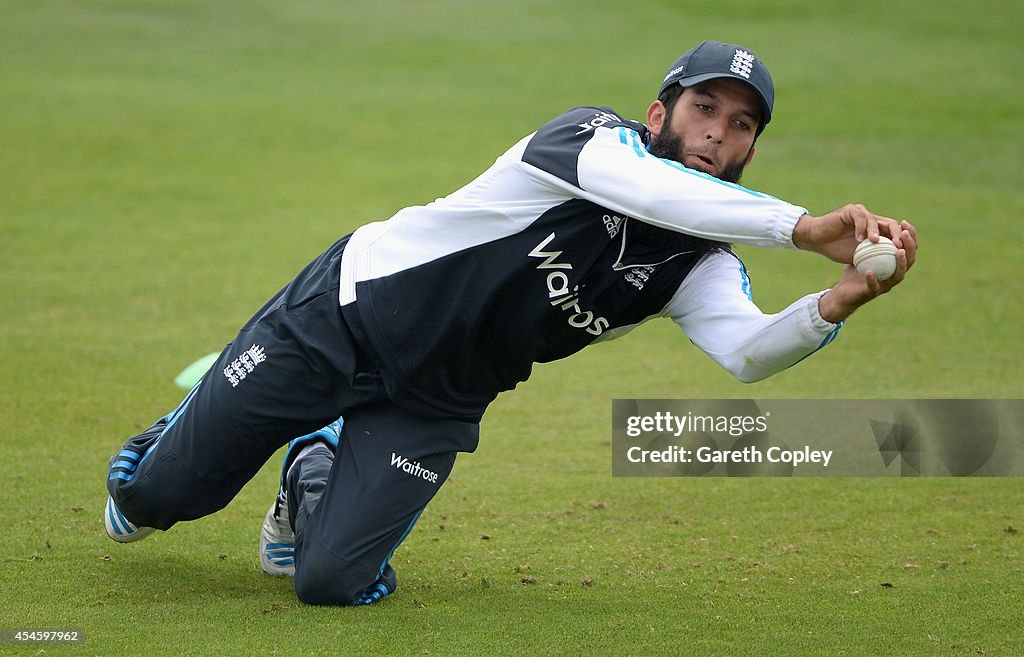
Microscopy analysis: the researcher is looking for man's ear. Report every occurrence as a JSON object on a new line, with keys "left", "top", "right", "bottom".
{"left": 646, "top": 100, "right": 666, "bottom": 138}
{"left": 744, "top": 145, "right": 756, "bottom": 168}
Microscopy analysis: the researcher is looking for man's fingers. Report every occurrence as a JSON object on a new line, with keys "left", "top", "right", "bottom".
{"left": 879, "top": 218, "right": 904, "bottom": 247}
{"left": 863, "top": 269, "right": 882, "bottom": 296}
{"left": 900, "top": 220, "right": 918, "bottom": 246}
{"left": 848, "top": 204, "right": 876, "bottom": 242}
{"left": 900, "top": 229, "right": 917, "bottom": 269}
{"left": 848, "top": 204, "right": 909, "bottom": 247}
{"left": 895, "top": 248, "right": 909, "bottom": 279}
{"left": 879, "top": 249, "right": 909, "bottom": 291}
{"left": 864, "top": 212, "right": 903, "bottom": 246}
{"left": 821, "top": 206, "right": 917, "bottom": 270}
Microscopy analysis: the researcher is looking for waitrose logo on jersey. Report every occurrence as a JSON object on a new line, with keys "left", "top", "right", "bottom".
{"left": 528, "top": 232, "right": 609, "bottom": 337}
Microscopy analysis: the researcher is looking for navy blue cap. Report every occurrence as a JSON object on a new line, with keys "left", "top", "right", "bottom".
{"left": 659, "top": 41, "right": 775, "bottom": 135}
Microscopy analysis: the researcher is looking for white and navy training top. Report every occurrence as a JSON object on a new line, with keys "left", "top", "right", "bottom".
{"left": 337, "top": 106, "right": 842, "bottom": 420}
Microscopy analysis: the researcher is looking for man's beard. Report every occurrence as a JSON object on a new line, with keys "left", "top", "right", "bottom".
{"left": 648, "top": 127, "right": 747, "bottom": 184}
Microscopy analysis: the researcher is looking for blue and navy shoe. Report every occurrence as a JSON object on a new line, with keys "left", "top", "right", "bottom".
{"left": 104, "top": 495, "right": 156, "bottom": 543}
{"left": 356, "top": 564, "right": 397, "bottom": 605}
{"left": 259, "top": 419, "right": 342, "bottom": 576}
{"left": 104, "top": 417, "right": 167, "bottom": 543}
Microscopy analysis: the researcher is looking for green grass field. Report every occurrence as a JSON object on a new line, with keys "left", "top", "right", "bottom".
{"left": 2, "top": 0, "right": 1022, "bottom": 654}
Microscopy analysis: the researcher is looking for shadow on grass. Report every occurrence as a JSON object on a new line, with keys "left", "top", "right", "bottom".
{"left": 96, "top": 547, "right": 296, "bottom": 608}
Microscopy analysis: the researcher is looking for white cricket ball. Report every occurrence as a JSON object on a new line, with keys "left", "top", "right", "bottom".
{"left": 853, "top": 236, "right": 898, "bottom": 281}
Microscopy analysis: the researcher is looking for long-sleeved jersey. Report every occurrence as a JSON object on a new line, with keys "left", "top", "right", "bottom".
{"left": 338, "top": 106, "right": 841, "bottom": 421}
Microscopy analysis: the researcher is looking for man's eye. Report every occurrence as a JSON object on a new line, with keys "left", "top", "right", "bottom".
{"left": 735, "top": 120, "right": 751, "bottom": 131}
{"left": 696, "top": 104, "right": 712, "bottom": 113}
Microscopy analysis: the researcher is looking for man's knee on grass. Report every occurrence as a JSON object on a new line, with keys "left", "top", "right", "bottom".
{"left": 293, "top": 552, "right": 393, "bottom": 606}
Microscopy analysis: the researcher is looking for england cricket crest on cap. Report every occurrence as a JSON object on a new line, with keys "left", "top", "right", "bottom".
{"left": 729, "top": 49, "right": 756, "bottom": 79}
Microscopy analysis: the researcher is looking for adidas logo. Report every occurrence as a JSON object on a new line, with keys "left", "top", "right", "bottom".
{"left": 603, "top": 214, "right": 624, "bottom": 238}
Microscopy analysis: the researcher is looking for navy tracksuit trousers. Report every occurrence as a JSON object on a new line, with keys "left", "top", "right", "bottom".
{"left": 107, "top": 236, "right": 479, "bottom": 605}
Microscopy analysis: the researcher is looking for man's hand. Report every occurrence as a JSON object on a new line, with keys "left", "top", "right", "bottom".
{"left": 817, "top": 221, "right": 918, "bottom": 324}
{"left": 793, "top": 204, "right": 908, "bottom": 264}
